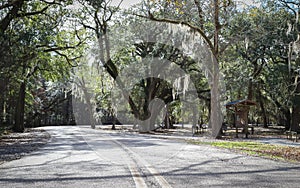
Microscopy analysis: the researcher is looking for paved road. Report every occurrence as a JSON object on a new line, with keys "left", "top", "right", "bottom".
{"left": 1, "top": 126, "right": 300, "bottom": 188}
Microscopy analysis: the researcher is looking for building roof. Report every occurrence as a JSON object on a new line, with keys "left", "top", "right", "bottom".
{"left": 225, "top": 99, "right": 256, "bottom": 107}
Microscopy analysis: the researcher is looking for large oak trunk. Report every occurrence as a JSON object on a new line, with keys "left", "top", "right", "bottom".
{"left": 13, "top": 81, "right": 26, "bottom": 132}
{"left": 291, "top": 81, "right": 300, "bottom": 131}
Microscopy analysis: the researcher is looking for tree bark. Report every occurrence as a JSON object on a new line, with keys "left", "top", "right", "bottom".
{"left": 247, "top": 80, "right": 254, "bottom": 100}
{"left": 13, "top": 81, "right": 26, "bottom": 132}
{"left": 291, "top": 79, "right": 300, "bottom": 131}
{"left": 138, "top": 99, "right": 165, "bottom": 132}
{"left": 214, "top": 0, "right": 220, "bottom": 57}
{"left": 111, "top": 113, "right": 116, "bottom": 130}
{"left": 83, "top": 88, "right": 95, "bottom": 129}
{"left": 0, "top": 0, "right": 24, "bottom": 33}
{"left": 285, "top": 110, "right": 292, "bottom": 130}
{"left": 257, "top": 89, "right": 268, "bottom": 128}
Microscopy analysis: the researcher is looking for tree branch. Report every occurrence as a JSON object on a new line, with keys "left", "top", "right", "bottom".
{"left": 278, "top": 0, "right": 298, "bottom": 15}
{"left": 193, "top": 0, "right": 204, "bottom": 29}
{"left": 0, "top": 3, "right": 13, "bottom": 10}
{"left": 0, "top": 0, "right": 25, "bottom": 33}
{"left": 53, "top": 50, "right": 80, "bottom": 67}
{"left": 17, "top": 6, "right": 50, "bottom": 18}
{"left": 132, "top": 13, "right": 216, "bottom": 57}
{"left": 40, "top": 0, "right": 63, "bottom": 6}
{"left": 38, "top": 38, "right": 83, "bottom": 53}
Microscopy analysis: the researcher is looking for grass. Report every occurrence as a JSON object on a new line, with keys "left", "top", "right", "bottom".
{"left": 189, "top": 140, "right": 300, "bottom": 162}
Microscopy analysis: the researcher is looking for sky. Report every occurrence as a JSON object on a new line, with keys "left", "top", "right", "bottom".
{"left": 111, "top": 0, "right": 260, "bottom": 9}
{"left": 110, "top": 0, "right": 141, "bottom": 9}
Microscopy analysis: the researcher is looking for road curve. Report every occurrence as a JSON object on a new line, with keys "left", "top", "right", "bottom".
{"left": 1, "top": 126, "right": 300, "bottom": 188}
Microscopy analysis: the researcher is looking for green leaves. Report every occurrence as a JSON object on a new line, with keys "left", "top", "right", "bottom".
{"left": 0, "top": 0, "right": 90, "bottom": 128}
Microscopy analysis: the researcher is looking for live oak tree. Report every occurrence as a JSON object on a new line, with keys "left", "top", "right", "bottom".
{"left": 224, "top": 3, "right": 294, "bottom": 128}
{"left": 71, "top": 50, "right": 116, "bottom": 129}
{"left": 278, "top": 0, "right": 300, "bottom": 131}
{"left": 221, "top": 0, "right": 300, "bottom": 130}
{"left": 75, "top": 0, "right": 123, "bottom": 130}
{"left": 0, "top": 0, "right": 85, "bottom": 132}
{"left": 77, "top": 0, "right": 170, "bottom": 132}
{"left": 133, "top": 0, "right": 235, "bottom": 137}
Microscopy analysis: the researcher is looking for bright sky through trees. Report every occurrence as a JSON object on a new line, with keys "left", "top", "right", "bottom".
{"left": 111, "top": 0, "right": 259, "bottom": 9}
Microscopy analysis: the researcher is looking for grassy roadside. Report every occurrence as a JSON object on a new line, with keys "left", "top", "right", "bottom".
{"left": 189, "top": 140, "right": 300, "bottom": 163}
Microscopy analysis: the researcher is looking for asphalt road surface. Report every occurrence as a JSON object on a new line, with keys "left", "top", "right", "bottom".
{"left": 1, "top": 126, "right": 300, "bottom": 188}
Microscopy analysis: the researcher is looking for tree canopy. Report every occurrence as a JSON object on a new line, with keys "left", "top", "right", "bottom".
{"left": 1, "top": 0, "right": 300, "bottom": 137}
